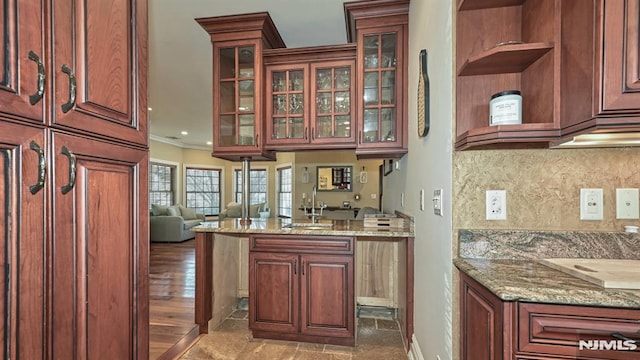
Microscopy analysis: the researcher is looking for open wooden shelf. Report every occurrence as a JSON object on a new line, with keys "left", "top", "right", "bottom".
{"left": 455, "top": 122, "right": 560, "bottom": 150}
{"left": 458, "top": 42, "right": 553, "bottom": 76}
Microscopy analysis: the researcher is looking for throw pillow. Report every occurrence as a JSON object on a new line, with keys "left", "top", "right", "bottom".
{"left": 166, "top": 205, "right": 180, "bottom": 216}
{"left": 180, "top": 205, "right": 198, "bottom": 220}
{"left": 249, "top": 203, "right": 262, "bottom": 217}
{"left": 226, "top": 203, "right": 242, "bottom": 218}
{"left": 151, "top": 204, "right": 169, "bottom": 216}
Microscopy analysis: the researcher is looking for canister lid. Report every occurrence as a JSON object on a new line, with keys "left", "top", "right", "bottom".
{"left": 491, "top": 90, "right": 521, "bottom": 100}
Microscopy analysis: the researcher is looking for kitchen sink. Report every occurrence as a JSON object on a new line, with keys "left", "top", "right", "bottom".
{"left": 283, "top": 222, "right": 333, "bottom": 230}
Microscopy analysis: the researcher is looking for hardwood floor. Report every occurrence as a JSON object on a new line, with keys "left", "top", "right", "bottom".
{"left": 149, "top": 239, "right": 198, "bottom": 359}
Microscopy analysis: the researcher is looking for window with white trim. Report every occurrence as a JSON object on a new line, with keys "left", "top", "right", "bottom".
{"left": 234, "top": 169, "right": 267, "bottom": 205}
{"left": 185, "top": 167, "right": 221, "bottom": 216}
{"left": 277, "top": 166, "right": 292, "bottom": 218}
{"left": 150, "top": 163, "right": 175, "bottom": 206}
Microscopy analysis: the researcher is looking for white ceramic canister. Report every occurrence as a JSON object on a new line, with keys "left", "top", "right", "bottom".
{"left": 489, "top": 90, "right": 522, "bottom": 126}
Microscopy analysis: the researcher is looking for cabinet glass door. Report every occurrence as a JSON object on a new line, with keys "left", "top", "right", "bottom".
{"left": 270, "top": 69, "right": 305, "bottom": 140}
{"left": 315, "top": 67, "right": 352, "bottom": 139}
{"left": 218, "top": 46, "right": 256, "bottom": 146}
{"left": 311, "top": 61, "right": 355, "bottom": 145}
{"left": 362, "top": 33, "right": 397, "bottom": 143}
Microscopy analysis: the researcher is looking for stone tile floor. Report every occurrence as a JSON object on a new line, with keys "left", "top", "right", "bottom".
{"left": 179, "top": 308, "right": 408, "bottom": 359}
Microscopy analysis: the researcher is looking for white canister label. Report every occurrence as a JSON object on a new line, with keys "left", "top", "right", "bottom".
{"left": 490, "top": 94, "right": 522, "bottom": 125}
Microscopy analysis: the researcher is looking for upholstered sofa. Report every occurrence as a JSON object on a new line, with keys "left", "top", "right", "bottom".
{"left": 218, "top": 202, "right": 266, "bottom": 220}
{"left": 150, "top": 204, "right": 205, "bottom": 242}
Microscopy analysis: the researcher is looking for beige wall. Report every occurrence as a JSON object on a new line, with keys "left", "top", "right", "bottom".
{"left": 293, "top": 150, "right": 381, "bottom": 219}
{"left": 453, "top": 148, "right": 640, "bottom": 232}
{"left": 151, "top": 141, "right": 383, "bottom": 219}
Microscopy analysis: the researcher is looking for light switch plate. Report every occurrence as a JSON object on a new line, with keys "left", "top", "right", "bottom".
{"left": 616, "top": 188, "right": 639, "bottom": 219}
{"left": 580, "top": 188, "right": 604, "bottom": 220}
{"left": 433, "top": 189, "right": 443, "bottom": 216}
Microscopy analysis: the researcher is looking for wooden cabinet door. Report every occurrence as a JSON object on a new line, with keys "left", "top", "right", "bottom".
{"left": 0, "top": 0, "right": 45, "bottom": 124}
{"left": 460, "top": 273, "right": 507, "bottom": 360}
{"left": 355, "top": 26, "right": 406, "bottom": 153}
{"left": 50, "top": 0, "right": 148, "bottom": 146}
{"left": 249, "top": 252, "right": 299, "bottom": 334}
{"left": 600, "top": 0, "right": 640, "bottom": 113}
{"left": 50, "top": 132, "right": 149, "bottom": 360}
{"left": 300, "top": 254, "right": 354, "bottom": 338}
{"left": 0, "top": 121, "right": 46, "bottom": 359}
{"left": 265, "top": 64, "right": 310, "bottom": 146}
{"left": 310, "top": 61, "right": 357, "bottom": 146}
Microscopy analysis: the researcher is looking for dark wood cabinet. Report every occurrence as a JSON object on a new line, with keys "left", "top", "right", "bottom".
{"left": 300, "top": 254, "right": 354, "bottom": 338}
{"left": 249, "top": 252, "right": 299, "bottom": 334}
{"left": 0, "top": 0, "right": 149, "bottom": 358}
{"left": 555, "top": 0, "right": 640, "bottom": 144}
{"left": 0, "top": 0, "right": 46, "bottom": 125}
{"left": 263, "top": 49, "right": 357, "bottom": 149}
{"left": 50, "top": 132, "right": 149, "bottom": 359}
{"left": 197, "top": 13, "right": 286, "bottom": 161}
{"left": 0, "top": 121, "right": 46, "bottom": 359}
{"left": 460, "top": 272, "right": 513, "bottom": 360}
{"left": 249, "top": 235, "right": 355, "bottom": 346}
{"left": 455, "top": 0, "right": 560, "bottom": 150}
{"left": 345, "top": 0, "right": 409, "bottom": 159}
{"left": 460, "top": 270, "right": 640, "bottom": 360}
{"left": 50, "top": 0, "right": 148, "bottom": 146}
{"left": 456, "top": 0, "right": 640, "bottom": 149}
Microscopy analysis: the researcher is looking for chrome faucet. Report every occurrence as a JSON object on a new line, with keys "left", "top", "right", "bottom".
{"left": 304, "top": 185, "right": 326, "bottom": 223}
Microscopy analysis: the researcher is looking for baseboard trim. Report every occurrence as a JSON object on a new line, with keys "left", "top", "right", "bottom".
{"left": 408, "top": 334, "right": 424, "bottom": 360}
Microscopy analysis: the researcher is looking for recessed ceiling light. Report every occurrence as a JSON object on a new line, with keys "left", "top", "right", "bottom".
{"left": 206, "top": 141, "right": 213, "bottom": 145}
{"left": 181, "top": 131, "right": 188, "bottom": 135}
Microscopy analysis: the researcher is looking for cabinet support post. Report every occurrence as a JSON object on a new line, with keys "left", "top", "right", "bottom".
{"left": 240, "top": 157, "right": 252, "bottom": 225}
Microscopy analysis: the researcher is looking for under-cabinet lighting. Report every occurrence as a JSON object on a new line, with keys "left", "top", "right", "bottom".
{"left": 551, "top": 133, "right": 640, "bottom": 148}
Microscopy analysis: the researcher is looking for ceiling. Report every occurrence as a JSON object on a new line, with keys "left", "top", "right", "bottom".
{"left": 148, "top": 0, "right": 351, "bottom": 149}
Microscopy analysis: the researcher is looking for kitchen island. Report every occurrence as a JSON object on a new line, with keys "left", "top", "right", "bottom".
{"left": 193, "top": 217, "right": 414, "bottom": 347}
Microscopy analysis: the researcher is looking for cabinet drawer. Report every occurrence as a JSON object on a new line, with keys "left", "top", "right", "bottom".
{"left": 519, "top": 303, "right": 640, "bottom": 359}
{"left": 250, "top": 235, "right": 353, "bottom": 255}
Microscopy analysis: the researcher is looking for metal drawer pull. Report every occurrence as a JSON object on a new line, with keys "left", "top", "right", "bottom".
{"left": 61, "top": 65, "right": 76, "bottom": 113}
{"left": 301, "top": 260, "right": 305, "bottom": 275}
{"left": 60, "top": 146, "right": 76, "bottom": 194}
{"left": 612, "top": 332, "right": 640, "bottom": 342}
{"left": 29, "top": 141, "right": 46, "bottom": 194}
{"left": 293, "top": 259, "right": 297, "bottom": 275}
{"left": 28, "top": 51, "right": 45, "bottom": 105}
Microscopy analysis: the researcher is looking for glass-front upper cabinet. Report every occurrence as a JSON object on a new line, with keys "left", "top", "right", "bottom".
{"left": 266, "top": 64, "right": 309, "bottom": 145}
{"left": 218, "top": 44, "right": 257, "bottom": 147}
{"left": 346, "top": 0, "right": 408, "bottom": 158}
{"left": 310, "top": 61, "right": 356, "bottom": 145}
{"left": 265, "top": 59, "right": 356, "bottom": 148}
{"left": 198, "top": 12, "right": 284, "bottom": 161}
{"left": 360, "top": 31, "right": 402, "bottom": 147}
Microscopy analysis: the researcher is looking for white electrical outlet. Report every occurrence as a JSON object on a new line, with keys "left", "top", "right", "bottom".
{"left": 616, "top": 188, "right": 639, "bottom": 219}
{"left": 433, "top": 189, "right": 443, "bottom": 216}
{"left": 486, "top": 190, "right": 507, "bottom": 220}
{"left": 420, "top": 189, "right": 425, "bottom": 211}
{"left": 580, "top": 188, "right": 604, "bottom": 220}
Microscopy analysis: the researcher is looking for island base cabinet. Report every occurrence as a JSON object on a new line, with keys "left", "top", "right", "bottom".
{"left": 301, "top": 255, "right": 354, "bottom": 339}
{"left": 249, "top": 235, "right": 355, "bottom": 346}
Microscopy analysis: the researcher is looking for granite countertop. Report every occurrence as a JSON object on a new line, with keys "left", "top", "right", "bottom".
{"left": 455, "top": 258, "right": 640, "bottom": 308}
{"left": 456, "top": 230, "right": 640, "bottom": 309}
{"left": 193, "top": 218, "right": 414, "bottom": 238}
